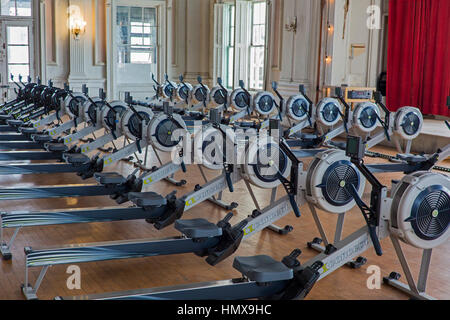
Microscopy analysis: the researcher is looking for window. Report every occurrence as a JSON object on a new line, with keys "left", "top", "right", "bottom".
{"left": 225, "top": 4, "right": 235, "bottom": 89}
{"left": 249, "top": 1, "right": 266, "bottom": 90}
{"left": 6, "top": 26, "right": 30, "bottom": 78}
{"left": 1, "top": 0, "right": 32, "bottom": 17}
{"left": 116, "top": 5, "right": 158, "bottom": 84}
{"left": 215, "top": 0, "right": 267, "bottom": 91}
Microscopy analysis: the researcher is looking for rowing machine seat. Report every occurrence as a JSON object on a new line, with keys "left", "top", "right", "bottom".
{"left": 7, "top": 119, "right": 24, "bottom": 127}
{"left": 20, "top": 127, "right": 38, "bottom": 134}
{"left": 233, "top": 255, "right": 293, "bottom": 283}
{"left": 45, "top": 143, "right": 69, "bottom": 152}
{"left": 94, "top": 172, "right": 126, "bottom": 185}
{"left": 64, "top": 153, "right": 90, "bottom": 164}
{"left": 175, "top": 219, "right": 223, "bottom": 239}
{"left": 397, "top": 153, "right": 428, "bottom": 164}
{"left": 32, "top": 134, "right": 52, "bottom": 142}
{"left": 128, "top": 192, "right": 167, "bottom": 207}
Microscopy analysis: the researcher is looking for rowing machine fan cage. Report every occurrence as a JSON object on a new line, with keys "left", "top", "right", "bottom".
{"left": 148, "top": 113, "right": 187, "bottom": 152}
{"left": 176, "top": 82, "right": 193, "bottom": 102}
{"left": 194, "top": 124, "right": 236, "bottom": 170}
{"left": 120, "top": 106, "right": 154, "bottom": 141}
{"left": 394, "top": 107, "right": 423, "bottom": 140}
{"left": 81, "top": 97, "right": 105, "bottom": 125}
{"left": 286, "top": 94, "right": 310, "bottom": 122}
{"left": 100, "top": 101, "right": 128, "bottom": 132}
{"left": 353, "top": 102, "right": 380, "bottom": 133}
{"left": 191, "top": 84, "right": 210, "bottom": 105}
{"left": 316, "top": 98, "right": 342, "bottom": 127}
{"left": 306, "top": 150, "right": 366, "bottom": 213}
{"left": 63, "top": 93, "right": 87, "bottom": 119}
{"left": 230, "top": 88, "right": 251, "bottom": 111}
{"left": 253, "top": 91, "right": 276, "bottom": 116}
{"left": 210, "top": 86, "right": 229, "bottom": 107}
{"left": 390, "top": 171, "right": 449, "bottom": 249}
{"left": 241, "top": 136, "right": 292, "bottom": 189}
{"left": 161, "top": 82, "right": 177, "bottom": 100}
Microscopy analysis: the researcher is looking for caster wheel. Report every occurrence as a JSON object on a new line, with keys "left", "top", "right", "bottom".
{"left": 389, "top": 272, "right": 402, "bottom": 280}
{"left": 194, "top": 184, "right": 202, "bottom": 192}
{"left": 229, "top": 202, "right": 238, "bottom": 210}
{"left": 177, "top": 180, "right": 187, "bottom": 186}
{"left": 280, "top": 225, "right": 294, "bottom": 235}
{"left": 348, "top": 256, "right": 367, "bottom": 269}
{"left": 307, "top": 237, "right": 322, "bottom": 248}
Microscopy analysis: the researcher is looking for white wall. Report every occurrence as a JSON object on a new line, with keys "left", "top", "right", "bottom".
{"left": 39, "top": 0, "right": 382, "bottom": 102}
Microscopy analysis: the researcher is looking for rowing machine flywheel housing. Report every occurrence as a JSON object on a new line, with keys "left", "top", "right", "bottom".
{"left": 316, "top": 98, "right": 342, "bottom": 127}
{"left": 210, "top": 86, "right": 229, "bottom": 107}
{"left": 241, "top": 136, "right": 292, "bottom": 189}
{"left": 230, "top": 88, "right": 251, "bottom": 111}
{"left": 148, "top": 113, "right": 187, "bottom": 152}
{"left": 306, "top": 150, "right": 366, "bottom": 213}
{"left": 120, "top": 106, "right": 154, "bottom": 141}
{"left": 194, "top": 124, "right": 236, "bottom": 170}
{"left": 253, "top": 91, "right": 276, "bottom": 116}
{"left": 390, "top": 171, "right": 449, "bottom": 249}
{"left": 394, "top": 107, "right": 423, "bottom": 140}
{"left": 161, "top": 82, "right": 177, "bottom": 100}
{"left": 81, "top": 97, "right": 106, "bottom": 125}
{"left": 100, "top": 101, "right": 127, "bottom": 132}
{"left": 353, "top": 102, "right": 381, "bottom": 133}
{"left": 176, "top": 82, "right": 193, "bottom": 102}
{"left": 286, "top": 94, "right": 311, "bottom": 122}
{"left": 63, "top": 93, "right": 87, "bottom": 119}
{"left": 191, "top": 84, "right": 210, "bottom": 105}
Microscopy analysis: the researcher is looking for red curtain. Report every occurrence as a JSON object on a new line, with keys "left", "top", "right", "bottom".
{"left": 387, "top": 0, "right": 450, "bottom": 117}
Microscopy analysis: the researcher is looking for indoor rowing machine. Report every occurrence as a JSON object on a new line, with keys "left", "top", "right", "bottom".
{"left": 58, "top": 249, "right": 323, "bottom": 301}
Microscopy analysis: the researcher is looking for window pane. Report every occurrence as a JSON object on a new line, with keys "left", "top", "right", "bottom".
{"left": 16, "top": 0, "right": 31, "bottom": 16}
{"left": 8, "top": 46, "right": 29, "bottom": 63}
{"left": 1, "top": 0, "right": 16, "bottom": 16}
{"left": 130, "top": 7, "right": 142, "bottom": 23}
{"left": 8, "top": 64, "right": 29, "bottom": 79}
{"left": 7, "top": 26, "right": 28, "bottom": 45}
{"left": 118, "top": 25, "right": 129, "bottom": 44}
{"left": 253, "top": 2, "right": 266, "bottom": 25}
{"left": 250, "top": 46, "right": 265, "bottom": 90}
{"left": 144, "top": 8, "right": 155, "bottom": 26}
{"left": 117, "top": 6, "right": 129, "bottom": 25}
{"left": 130, "top": 51, "right": 151, "bottom": 64}
{"left": 252, "top": 25, "right": 265, "bottom": 46}
{"left": 227, "top": 48, "right": 234, "bottom": 88}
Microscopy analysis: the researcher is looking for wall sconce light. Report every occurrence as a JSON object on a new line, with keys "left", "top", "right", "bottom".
{"left": 325, "top": 56, "right": 332, "bottom": 64}
{"left": 69, "top": 14, "right": 86, "bottom": 40}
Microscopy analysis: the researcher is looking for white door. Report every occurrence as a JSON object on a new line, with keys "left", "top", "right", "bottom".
{"left": 111, "top": 0, "right": 165, "bottom": 100}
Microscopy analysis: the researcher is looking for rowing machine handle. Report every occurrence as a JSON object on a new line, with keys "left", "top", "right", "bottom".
{"left": 368, "top": 224, "right": 383, "bottom": 256}
{"left": 181, "top": 161, "right": 187, "bottom": 173}
{"left": 225, "top": 171, "right": 234, "bottom": 193}
{"left": 99, "top": 88, "right": 106, "bottom": 100}
{"left": 288, "top": 194, "right": 301, "bottom": 218}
